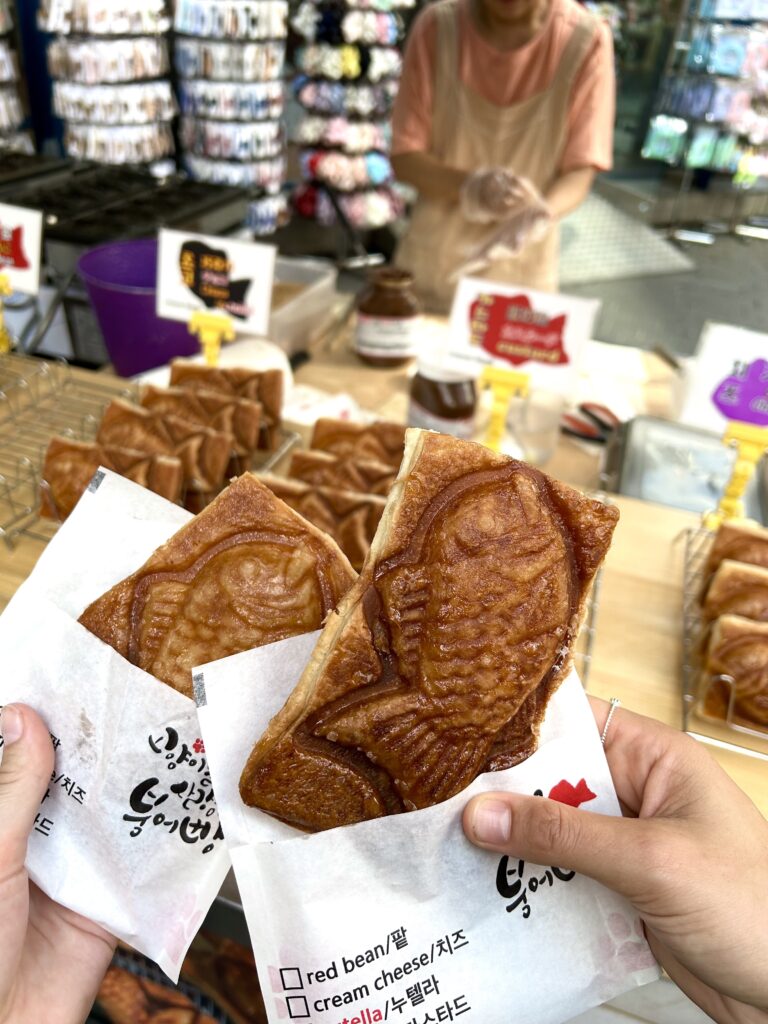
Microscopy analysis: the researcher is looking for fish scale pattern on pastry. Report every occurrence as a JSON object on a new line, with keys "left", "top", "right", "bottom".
{"left": 79, "top": 474, "right": 355, "bottom": 698}
{"left": 240, "top": 430, "right": 619, "bottom": 831}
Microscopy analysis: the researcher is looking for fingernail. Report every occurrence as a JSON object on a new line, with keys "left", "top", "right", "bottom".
{"left": 0, "top": 705, "right": 23, "bottom": 746}
{"left": 470, "top": 798, "right": 512, "bottom": 846}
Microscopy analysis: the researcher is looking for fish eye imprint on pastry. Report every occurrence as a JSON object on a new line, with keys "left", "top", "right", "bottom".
{"left": 239, "top": 429, "right": 620, "bottom": 832}
{"left": 78, "top": 474, "right": 356, "bottom": 699}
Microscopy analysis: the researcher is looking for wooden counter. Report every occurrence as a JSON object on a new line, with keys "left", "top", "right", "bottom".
{"left": 1, "top": 351, "right": 765, "bottom": 818}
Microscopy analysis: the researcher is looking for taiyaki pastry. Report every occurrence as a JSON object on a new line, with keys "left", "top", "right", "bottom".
{"left": 310, "top": 417, "right": 407, "bottom": 469}
{"left": 706, "top": 520, "right": 768, "bottom": 575}
{"left": 140, "top": 384, "right": 261, "bottom": 456}
{"left": 288, "top": 449, "right": 397, "bottom": 497}
{"left": 701, "top": 614, "right": 768, "bottom": 727}
{"left": 702, "top": 559, "right": 768, "bottom": 623}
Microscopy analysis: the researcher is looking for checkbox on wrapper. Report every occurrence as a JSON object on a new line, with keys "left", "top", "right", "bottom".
{"left": 280, "top": 967, "right": 304, "bottom": 991}
{"left": 286, "top": 994, "right": 310, "bottom": 1019}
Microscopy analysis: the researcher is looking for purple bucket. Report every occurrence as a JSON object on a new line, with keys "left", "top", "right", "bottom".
{"left": 78, "top": 238, "right": 199, "bottom": 377}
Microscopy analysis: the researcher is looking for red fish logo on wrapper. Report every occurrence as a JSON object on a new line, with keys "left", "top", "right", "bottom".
{"left": 469, "top": 293, "right": 569, "bottom": 367}
{"left": 0, "top": 223, "right": 31, "bottom": 272}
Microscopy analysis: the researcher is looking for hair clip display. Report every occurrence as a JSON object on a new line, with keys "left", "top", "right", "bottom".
{"left": 174, "top": 38, "right": 285, "bottom": 81}
{"left": 0, "top": 132, "right": 34, "bottom": 154}
{"left": 295, "top": 77, "right": 398, "bottom": 117}
{"left": 65, "top": 122, "right": 175, "bottom": 162}
{"left": 246, "top": 192, "right": 289, "bottom": 233}
{"left": 296, "top": 44, "right": 401, "bottom": 82}
{"left": 38, "top": 0, "right": 171, "bottom": 35}
{"left": 291, "top": 3, "right": 401, "bottom": 45}
{"left": 47, "top": 37, "right": 170, "bottom": 84}
{"left": 0, "top": 40, "right": 18, "bottom": 83}
{"left": 299, "top": 148, "right": 392, "bottom": 188}
{"left": 174, "top": 0, "right": 288, "bottom": 41}
{"left": 295, "top": 115, "right": 390, "bottom": 153}
{"left": 53, "top": 81, "right": 176, "bottom": 125}
{"left": 180, "top": 117, "right": 283, "bottom": 160}
{"left": 183, "top": 153, "right": 286, "bottom": 188}
{"left": 44, "top": 1, "right": 177, "bottom": 164}
{"left": 0, "top": 86, "right": 22, "bottom": 130}
{"left": 294, "top": 182, "right": 403, "bottom": 227}
{"left": 178, "top": 80, "right": 283, "bottom": 121}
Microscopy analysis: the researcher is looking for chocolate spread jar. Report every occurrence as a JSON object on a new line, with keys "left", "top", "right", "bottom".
{"left": 354, "top": 268, "right": 420, "bottom": 367}
{"left": 408, "top": 358, "right": 477, "bottom": 439}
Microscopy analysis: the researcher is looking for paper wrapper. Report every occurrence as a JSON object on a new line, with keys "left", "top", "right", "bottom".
{"left": 196, "top": 634, "right": 661, "bottom": 1024}
{"left": 0, "top": 470, "right": 231, "bottom": 980}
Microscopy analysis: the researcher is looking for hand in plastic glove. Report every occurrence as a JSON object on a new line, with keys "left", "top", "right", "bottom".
{"left": 460, "top": 168, "right": 531, "bottom": 223}
{"left": 463, "top": 698, "right": 768, "bottom": 1024}
{"left": 0, "top": 704, "right": 116, "bottom": 1024}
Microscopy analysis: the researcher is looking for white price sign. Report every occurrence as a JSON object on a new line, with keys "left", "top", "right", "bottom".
{"left": 0, "top": 202, "right": 43, "bottom": 295}
{"left": 681, "top": 322, "right": 768, "bottom": 432}
{"left": 157, "top": 228, "right": 276, "bottom": 336}
{"left": 448, "top": 276, "right": 599, "bottom": 395}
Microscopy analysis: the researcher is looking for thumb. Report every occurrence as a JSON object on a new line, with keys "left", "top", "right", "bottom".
{"left": 463, "top": 792, "right": 651, "bottom": 898}
{"left": 0, "top": 705, "right": 55, "bottom": 868}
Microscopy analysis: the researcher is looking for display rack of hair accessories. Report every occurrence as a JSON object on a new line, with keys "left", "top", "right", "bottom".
{"left": 291, "top": 0, "right": 417, "bottom": 231}
{"left": 174, "top": 0, "right": 289, "bottom": 236}
{"left": 642, "top": 0, "right": 768, "bottom": 242}
{"left": 0, "top": 0, "right": 33, "bottom": 154}
{"left": 38, "top": 0, "right": 177, "bottom": 167}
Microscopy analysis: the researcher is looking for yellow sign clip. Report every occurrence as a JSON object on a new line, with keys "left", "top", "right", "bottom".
{"left": 0, "top": 272, "right": 13, "bottom": 354}
{"left": 481, "top": 366, "right": 530, "bottom": 453}
{"left": 704, "top": 419, "right": 768, "bottom": 530}
{"left": 188, "top": 310, "right": 235, "bottom": 368}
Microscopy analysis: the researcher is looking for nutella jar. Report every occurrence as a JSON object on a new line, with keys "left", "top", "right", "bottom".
{"left": 409, "top": 358, "right": 477, "bottom": 440}
{"left": 354, "top": 268, "right": 420, "bottom": 367}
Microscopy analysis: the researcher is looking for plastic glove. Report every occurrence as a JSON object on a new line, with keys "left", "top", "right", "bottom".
{"left": 458, "top": 178, "right": 553, "bottom": 276}
{"left": 460, "top": 168, "right": 528, "bottom": 223}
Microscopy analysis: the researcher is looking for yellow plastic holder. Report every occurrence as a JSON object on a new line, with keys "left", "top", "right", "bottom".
{"left": 481, "top": 366, "right": 530, "bottom": 453}
{"left": 704, "top": 419, "right": 768, "bottom": 531}
{"left": 0, "top": 272, "right": 13, "bottom": 354}
{"left": 188, "top": 310, "right": 235, "bottom": 368}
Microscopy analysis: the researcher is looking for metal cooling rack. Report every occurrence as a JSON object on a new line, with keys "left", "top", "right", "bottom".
{"left": 682, "top": 527, "right": 768, "bottom": 759}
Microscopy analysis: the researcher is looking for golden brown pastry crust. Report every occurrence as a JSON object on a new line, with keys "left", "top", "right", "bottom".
{"left": 706, "top": 521, "right": 768, "bottom": 575}
{"left": 701, "top": 614, "right": 768, "bottom": 726}
{"left": 288, "top": 449, "right": 397, "bottom": 497}
{"left": 310, "top": 418, "right": 407, "bottom": 469}
{"left": 240, "top": 430, "right": 619, "bottom": 831}
{"left": 96, "top": 398, "right": 233, "bottom": 492}
{"left": 702, "top": 559, "right": 768, "bottom": 623}
{"left": 40, "top": 436, "right": 183, "bottom": 520}
{"left": 140, "top": 384, "right": 261, "bottom": 457}
{"left": 259, "top": 474, "right": 386, "bottom": 572}
{"left": 168, "top": 362, "right": 282, "bottom": 449}
{"left": 78, "top": 474, "right": 356, "bottom": 698}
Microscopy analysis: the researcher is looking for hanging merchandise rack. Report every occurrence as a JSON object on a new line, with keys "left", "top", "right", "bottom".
{"left": 290, "top": 0, "right": 415, "bottom": 233}
{"left": 39, "top": 0, "right": 177, "bottom": 167}
{"left": 174, "top": 0, "right": 290, "bottom": 236}
{"left": 0, "top": 0, "right": 33, "bottom": 155}
{"left": 642, "top": 0, "right": 768, "bottom": 242}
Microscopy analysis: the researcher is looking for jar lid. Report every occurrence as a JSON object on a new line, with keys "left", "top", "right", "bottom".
{"left": 416, "top": 353, "right": 479, "bottom": 384}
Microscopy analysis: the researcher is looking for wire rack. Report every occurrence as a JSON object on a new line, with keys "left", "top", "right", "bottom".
{"left": 0, "top": 353, "right": 298, "bottom": 549}
{"left": 682, "top": 527, "right": 768, "bottom": 759}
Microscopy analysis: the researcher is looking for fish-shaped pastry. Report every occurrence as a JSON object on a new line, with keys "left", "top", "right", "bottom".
{"left": 79, "top": 474, "right": 356, "bottom": 698}
{"left": 310, "top": 417, "right": 407, "bottom": 469}
{"left": 706, "top": 521, "right": 768, "bottom": 576}
{"left": 40, "top": 436, "right": 183, "bottom": 521}
{"left": 169, "top": 361, "right": 283, "bottom": 450}
{"left": 701, "top": 614, "right": 768, "bottom": 727}
{"left": 140, "top": 384, "right": 262, "bottom": 457}
{"left": 702, "top": 559, "right": 768, "bottom": 623}
{"left": 259, "top": 474, "right": 386, "bottom": 572}
{"left": 240, "top": 429, "right": 619, "bottom": 831}
{"left": 288, "top": 449, "right": 397, "bottom": 497}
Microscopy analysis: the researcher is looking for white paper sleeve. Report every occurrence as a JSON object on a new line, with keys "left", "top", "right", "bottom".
{"left": 196, "top": 635, "right": 661, "bottom": 1024}
{"left": 0, "top": 470, "right": 231, "bottom": 980}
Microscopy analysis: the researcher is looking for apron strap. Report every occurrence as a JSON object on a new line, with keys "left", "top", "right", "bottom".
{"left": 430, "top": 0, "right": 461, "bottom": 161}
{"left": 548, "top": 6, "right": 601, "bottom": 128}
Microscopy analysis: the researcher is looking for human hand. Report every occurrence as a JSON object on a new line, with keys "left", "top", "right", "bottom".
{"left": 460, "top": 168, "right": 531, "bottom": 223}
{"left": 457, "top": 176, "right": 552, "bottom": 276}
{"left": 0, "top": 704, "right": 116, "bottom": 1024}
{"left": 463, "top": 698, "right": 768, "bottom": 1024}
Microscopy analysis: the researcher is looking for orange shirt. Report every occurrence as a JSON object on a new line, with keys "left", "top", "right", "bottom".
{"left": 391, "top": 0, "right": 615, "bottom": 173}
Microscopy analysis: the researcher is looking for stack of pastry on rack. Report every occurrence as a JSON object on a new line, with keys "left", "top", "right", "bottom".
{"left": 39, "top": 361, "right": 284, "bottom": 522}
{"left": 699, "top": 521, "right": 768, "bottom": 729}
